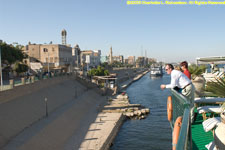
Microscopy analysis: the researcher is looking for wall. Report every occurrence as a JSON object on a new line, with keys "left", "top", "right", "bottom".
{"left": 0, "top": 75, "right": 86, "bottom": 148}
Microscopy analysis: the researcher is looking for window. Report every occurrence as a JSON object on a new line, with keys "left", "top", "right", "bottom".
{"left": 50, "top": 57, "right": 53, "bottom": 63}
{"left": 43, "top": 48, "right": 48, "bottom": 52}
{"left": 54, "top": 57, "right": 58, "bottom": 62}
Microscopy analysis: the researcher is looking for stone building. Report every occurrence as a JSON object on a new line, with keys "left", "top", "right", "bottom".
{"left": 23, "top": 43, "right": 73, "bottom": 72}
{"left": 136, "top": 56, "right": 145, "bottom": 68}
{"left": 113, "top": 55, "right": 124, "bottom": 63}
{"left": 80, "top": 50, "right": 101, "bottom": 70}
{"left": 72, "top": 44, "right": 81, "bottom": 67}
{"left": 128, "top": 56, "right": 135, "bottom": 65}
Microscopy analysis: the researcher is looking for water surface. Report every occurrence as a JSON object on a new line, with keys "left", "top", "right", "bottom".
{"left": 111, "top": 73, "right": 172, "bottom": 150}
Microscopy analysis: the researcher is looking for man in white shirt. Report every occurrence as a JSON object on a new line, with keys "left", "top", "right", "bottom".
{"left": 161, "top": 64, "right": 195, "bottom": 123}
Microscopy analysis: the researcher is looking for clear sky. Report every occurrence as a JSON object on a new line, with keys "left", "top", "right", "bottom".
{"left": 1, "top": 0, "right": 225, "bottom": 63}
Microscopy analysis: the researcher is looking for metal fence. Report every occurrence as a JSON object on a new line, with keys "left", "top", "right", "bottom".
{"left": 0, "top": 73, "right": 72, "bottom": 92}
{"left": 171, "top": 89, "right": 192, "bottom": 150}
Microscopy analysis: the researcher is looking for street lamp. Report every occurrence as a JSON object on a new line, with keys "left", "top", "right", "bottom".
{"left": 45, "top": 97, "right": 48, "bottom": 117}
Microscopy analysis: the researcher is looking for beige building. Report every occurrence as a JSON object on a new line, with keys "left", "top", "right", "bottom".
{"left": 128, "top": 56, "right": 135, "bottom": 65}
{"left": 113, "top": 55, "right": 124, "bottom": 63}
{"left": 136, "top": 56, "right": 145, "bottom": 68}
{"left": 23, "top": 43, "right": 74, "bottom": 71}
{"left": 80, "top": 50, "right": 101, "bottom": 70}
{"left": 72, "top": 44, "right": 81, "bottom": 67}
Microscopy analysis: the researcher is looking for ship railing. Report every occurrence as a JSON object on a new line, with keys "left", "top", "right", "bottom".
{"left": 170, "top": 89, "right": 192, "bottom": 150}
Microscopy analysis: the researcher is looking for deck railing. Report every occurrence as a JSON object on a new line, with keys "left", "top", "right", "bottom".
{"left": 170, "top": 89, "right": 192, "bottom": 150}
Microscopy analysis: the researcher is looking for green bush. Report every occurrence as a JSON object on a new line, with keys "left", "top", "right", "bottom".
{"left": 14, "top": 63, "right": 28, "bottom": 73}
{"left": 88, "top": 66, "right": 109, "bottom": 76}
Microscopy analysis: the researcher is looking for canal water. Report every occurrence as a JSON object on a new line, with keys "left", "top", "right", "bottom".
{"left": 111, "top": 73, "right": 172, "bottom": 150}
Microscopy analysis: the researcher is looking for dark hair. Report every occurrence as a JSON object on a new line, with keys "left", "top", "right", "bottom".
{"left": 180, "top": 61, "right": 188, "bottom": 68}
{"left": 166, "top": 64, "right": 174, "bottom": 70}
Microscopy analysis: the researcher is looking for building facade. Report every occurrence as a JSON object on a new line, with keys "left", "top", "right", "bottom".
{"left": 128, "top": 56, "right": 135, "bottom": 65}
{"left": 136, "top": 56, "right": 145, "bottom": 68}
{"left": 113, "top": 55, "right": 124, "bottom": 63}
{"left": 24, "top": 43, "right": 74, "bottom": 71}
{"left": 72, "top": 44, "right": 81, "bottom": 67}
{"left": 80, "top": 50, "right": 101, "bottom": 70}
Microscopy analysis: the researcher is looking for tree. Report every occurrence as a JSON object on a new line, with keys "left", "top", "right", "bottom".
{"left": 0, "top": 42, "right": 27, "bottom": 66}
{"left": 189, "top": 64, "right": 206, "bottom": 79}
{"left": 14, "top": 63, "right": 28, "bottom": 74}
{"left": 206, "top": 77, "right": 225, "bottom": 97}
{"left": 88, "top": 66, "right": 109, "bottom": 76}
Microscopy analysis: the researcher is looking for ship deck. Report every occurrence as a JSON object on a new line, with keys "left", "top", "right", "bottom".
{"left": 192, "top": 112, "right": 215, "bottom": 150}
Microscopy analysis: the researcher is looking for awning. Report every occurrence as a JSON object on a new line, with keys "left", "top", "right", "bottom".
{"left": 196, "top": 56, "right": 225, "bottom": 64}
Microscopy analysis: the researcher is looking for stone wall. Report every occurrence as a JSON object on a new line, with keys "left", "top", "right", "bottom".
{"left": 0, "top": 75, "right": 86, "bottom": 148}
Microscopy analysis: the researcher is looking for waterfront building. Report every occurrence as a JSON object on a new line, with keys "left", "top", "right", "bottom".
{"left": 124, "top": 59, "right": 128, "bottom": 64}
{"left": 23, "top": 43, "right": 74, "bottom": 72}
{"left": 136, "top": 56, "right": 145, "bottom": 68}
{"left": 128, "top": 56, "right": 135, "bottom": 65}
{"left": 72, "top": 44, "right": 81, "bottom": 67}
{"left": 80, "top": 50, "right": 101, "bottom": 69}
{"left": 113, "top": 55, "right": 124, "bottom": 64}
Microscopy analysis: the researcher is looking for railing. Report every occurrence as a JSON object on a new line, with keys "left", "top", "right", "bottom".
{"left": 170, "top": 89, "right": 192, "bottom": 150}
{"left": 0, "top": 72, "right": 72, "bottom": 92}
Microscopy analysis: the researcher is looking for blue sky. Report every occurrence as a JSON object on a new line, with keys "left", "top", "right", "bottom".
{"left": 1, "top": 0, "right": 225, "bottom": 62}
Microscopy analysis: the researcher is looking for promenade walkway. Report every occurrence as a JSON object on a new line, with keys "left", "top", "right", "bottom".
{"left": 3, "top": 89, "right": 107, "bottom": 150}
{"left": 1, "top": 69, "right": 148, "bottom": 150}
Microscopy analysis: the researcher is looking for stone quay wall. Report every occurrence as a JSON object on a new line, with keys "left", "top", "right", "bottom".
{"left": 0, "top": 75, "right": 87, "bottom": 148}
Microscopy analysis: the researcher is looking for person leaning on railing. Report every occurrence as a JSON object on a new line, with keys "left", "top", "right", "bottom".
{"left": 160, "top": 64, "right": 195, "bottom": 123}
{"left": 180, "top": 61, "right": 191, "bottom": 80}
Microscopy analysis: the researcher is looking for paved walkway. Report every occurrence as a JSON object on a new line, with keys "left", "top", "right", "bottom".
{"left": 79, "top": 113, "right": 124, "bottom": 150}
{"left": 3, "top": 89, "right": 107, "bottom": 150}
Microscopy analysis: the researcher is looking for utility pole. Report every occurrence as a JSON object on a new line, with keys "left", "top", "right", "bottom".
{"left": 44, "top": 48, "right": 49, "bottom": 76}
{"left": 48, "top": 51, "right": 50, "bottom": 76}
{"left": 0, "top": 46, "right": 3, "bottom": 90}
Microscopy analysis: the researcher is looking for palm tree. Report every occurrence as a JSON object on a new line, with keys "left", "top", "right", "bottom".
{"left": 189, "top": 64, "right": 206, "bottom": 80}
{"left": 206, "top": 77, "right": 225, "bottom": 98}
{"left": 189, "top": 64, "right": 207, "bottom": 97}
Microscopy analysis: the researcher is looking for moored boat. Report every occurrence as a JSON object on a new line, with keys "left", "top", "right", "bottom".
{"left": 150, "top": 66, "right": 163, "bottom": 77}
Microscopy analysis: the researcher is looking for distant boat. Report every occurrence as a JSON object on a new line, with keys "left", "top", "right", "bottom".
{"left": 150, "top": 66, "right": 163, "bottom": 77}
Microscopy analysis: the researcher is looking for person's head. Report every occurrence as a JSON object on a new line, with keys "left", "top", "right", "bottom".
{"left": 165, "top": 64, "right": 174, "bottom": 74}
{"left": 180, "top": 61, "right": 188, "bottom": 71}
{"left": 175, "top": 66, "right": 182, "bottom": 71}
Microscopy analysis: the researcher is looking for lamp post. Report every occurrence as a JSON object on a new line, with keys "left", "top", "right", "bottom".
{"left": 0, "top": 46, "right": 3, "bottom": 90}
{"left": 45, "top": 97, "right": 48, "bottom": 117}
